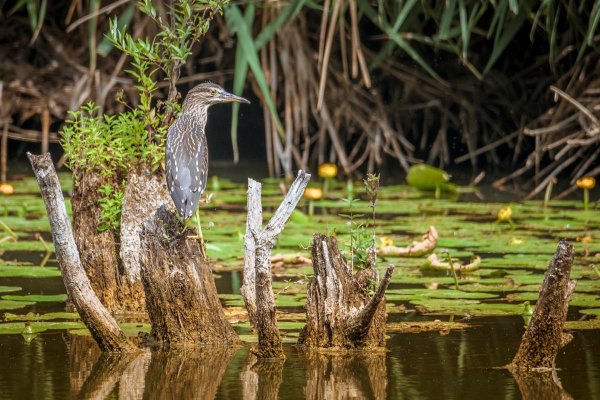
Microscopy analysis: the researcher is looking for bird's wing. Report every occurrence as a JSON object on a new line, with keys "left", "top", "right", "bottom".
{"left": 166, "top": 119, "right": 207, "bottom": 217}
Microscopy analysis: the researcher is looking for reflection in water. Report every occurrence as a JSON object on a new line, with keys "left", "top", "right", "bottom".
{"left": 240, "top": 353, "right": 284, "bottom": 400}
{"left": 302, "top": 351, "right": 387, "bottom": 400}
{"left": 68, "top": 335, "right": 235, "bottom": 400}
{"left": 2, "top": 317, "right": 600, "bottom": 399}
{"left": 143, "top": 347, "right": 236, "bottom": 400}
{"left": 510, "top": 368, "right": 573, "bottom": 400}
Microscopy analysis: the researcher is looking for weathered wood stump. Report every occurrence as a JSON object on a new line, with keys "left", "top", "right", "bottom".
{"left": 139, "top": 206, "right": 239, "bottom": 348}
{"left": 298, "top": 235, "right": 394, "bottom": 349}
{"left": 241, "top": 171, "right": 311, "bottom": 358}
{"left": 28, "top": 153, "right": 136, "bottom": 353}
{"left": 510, "top": 240, "right": 576, "bottom": 370}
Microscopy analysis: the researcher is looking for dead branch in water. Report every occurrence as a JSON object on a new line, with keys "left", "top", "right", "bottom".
{"left": 241, "top": 170, "right": 311, "bottom": 358}
{"left": 27, "top": 152, "right": 136, "bottom": 353}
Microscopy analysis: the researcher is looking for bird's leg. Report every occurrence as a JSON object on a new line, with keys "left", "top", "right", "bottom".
{"left": 187, "top": 208, "right": 206, "bottom": 257}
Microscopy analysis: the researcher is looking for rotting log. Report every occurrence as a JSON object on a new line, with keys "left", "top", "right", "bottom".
{"left": 298, "top": 235, "right": 394, "bottom": 349}
{"left": 510, "top": 240, "right": 576, "bottom": 370}
{"left": 241, "top": 170, "right": 311, "bottom": 358}
{"left": 27, "top": 152, "right": 136, "bottom": 353}
{"left": 138, "top": 206, "right": 239, "bottom": 348}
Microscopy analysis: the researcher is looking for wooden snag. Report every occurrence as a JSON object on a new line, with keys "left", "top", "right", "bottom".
{"left": 303, "top": 351, "right": 387, "bottom": 400}
{"left": 138, "top": 205, "right": 239, "bottom": 348}
{"left": 241, "top": 170, "right": 311, "bottom": 359}
{"left": 298, "top": 234, "right": 394, "bottom": 349}
{"left": 510, "top": 240, "right": 576, "bottom": 370}
{"left": 28, "top": 152, "right": 136, "bottom": 353}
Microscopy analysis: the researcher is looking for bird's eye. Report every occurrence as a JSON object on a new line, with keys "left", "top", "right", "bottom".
{"left": 209, "top": 89, "right": 218, "bottom": 96}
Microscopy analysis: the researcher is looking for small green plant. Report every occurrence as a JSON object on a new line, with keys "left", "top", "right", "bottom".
{"left": 60, "top": 0, "right": 227, "bottom": 233}
{"left": 339, "top": 174, "right": 381, "bottom": 272}
{"left": 97, "top": 184, "right": 125, "bottom": 232}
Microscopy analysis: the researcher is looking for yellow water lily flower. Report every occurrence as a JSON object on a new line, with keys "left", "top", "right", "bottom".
{"left": 508, "top": 237, "right": 524, "bottom": 245}
{"left": 497, "top": 207, "right": 512, "bottom": 222}
{"left": 318, "top": 163, "right": 338, "bottom": 179}
{"left": 304, "top": 187, "right": 323, "bottom": 201}
{"left": 578, "top": 235, "right": 593, "bottom": 244}
{"left": 0, "top": 183, "right": 14, "bottom": 195}
{"left": 576, "top": 176, "right": 596, "bottom": 190}
{"left": 379, "top": 236, "right": 394, "bottom": 248}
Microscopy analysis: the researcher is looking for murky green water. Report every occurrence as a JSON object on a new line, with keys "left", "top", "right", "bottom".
{"left": 1, "top": 172, "right": 599, "bottom": 399}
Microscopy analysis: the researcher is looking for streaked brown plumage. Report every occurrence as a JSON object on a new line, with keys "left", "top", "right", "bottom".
{"left": 166, "top": 83, "right": 249, "bottom": 218}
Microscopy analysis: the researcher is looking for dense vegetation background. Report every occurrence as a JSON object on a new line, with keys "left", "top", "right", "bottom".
{"left": 1, "top": 0, "right": 599, "bottom": 197}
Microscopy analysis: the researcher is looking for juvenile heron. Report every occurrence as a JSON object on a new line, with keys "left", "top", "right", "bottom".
{"left": 166, "top": 82, "right": 249, "bottom": 236}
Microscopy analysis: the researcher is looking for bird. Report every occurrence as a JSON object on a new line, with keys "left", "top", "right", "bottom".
{"left": 166, "top": 82, "right": 249, "bottom": 238}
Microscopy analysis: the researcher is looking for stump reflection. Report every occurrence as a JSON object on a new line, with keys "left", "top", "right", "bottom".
{"left": 68, "top": 334, "right": 236, "bottom": 399}
{"left": 302, "top": 351, "right": 387, "bottom": 399}
{"left": 510, "top": 368, "right": 573, "bottom": 400}
{"left": 143, "top": 347, "right": 236, "bottom": 400}
{"left": 240, "top": 353, "right": 285, "bottom": 400}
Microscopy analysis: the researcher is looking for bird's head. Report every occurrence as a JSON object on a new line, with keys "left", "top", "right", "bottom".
{"left": 183, "top": 82, "right": 250, "bottom": 111}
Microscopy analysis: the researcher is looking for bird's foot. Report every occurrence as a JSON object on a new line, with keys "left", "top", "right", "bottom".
{"left": 186, "top": 234, "right": 207, "bottom": 257}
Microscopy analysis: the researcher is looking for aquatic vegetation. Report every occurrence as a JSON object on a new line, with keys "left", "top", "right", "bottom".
{"left": 421, "top": 254, "right": 482, "bottom": 273}
{"left": 379, "top": 226, "right": 438, "bottom": 257}
{"left": 406, "top": 164, "right": 457, "bottom": 197}
{"left": 1, "top": 174, "right": 600, "bottom": 337}
{"left": 576, "top": 176, "right": 596, "bottom": 211}
{"left": 318, "top": 163, "right": 338, "bottom": 196}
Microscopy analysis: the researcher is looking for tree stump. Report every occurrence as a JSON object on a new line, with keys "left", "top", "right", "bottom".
{"left": 138, "top": 206, "right": 239, "bottom": 348}
{"left": 28, "top": 153, "right": 136, "bottom": 353}
{"left": 241, "top": 171, "right": 311, "bottom": 358}
{"left": 510, "top": 240, "right": 576, "bottom": 370}
{"left": 298, "top": 235, "right": 394, "bottom": 349}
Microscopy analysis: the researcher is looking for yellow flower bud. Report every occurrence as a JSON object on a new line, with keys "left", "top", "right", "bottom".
{"left": 304, "top": 187, "right": 323, "bottom": 200}
{"left": 318, "top": 163, "right": 338, "bottom": 179}
{"left": 0, "top": 183, "right": 14, "bottom": 195}
{"left": 576, "top": 176, "right": 596, "bottom": 190}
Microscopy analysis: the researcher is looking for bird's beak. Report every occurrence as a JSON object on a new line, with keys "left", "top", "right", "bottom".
{"left": 221, "top": 92, "right": 250, "bottom": 104}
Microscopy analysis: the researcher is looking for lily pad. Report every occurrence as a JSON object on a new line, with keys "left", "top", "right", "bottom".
{"left": 0, "top": 300, "right": 35, "bottom": 310}
{"left": 0, "top": 321, "right": 84, "bottom": 334}
{"left": 2, "top": 294, "right": 67, "bottom": 303}
{"left": 3, "top": 312, "right": 79, "bottom": 321}
{"left": 0, "top": 265, "right": 61, "bottom": 278}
